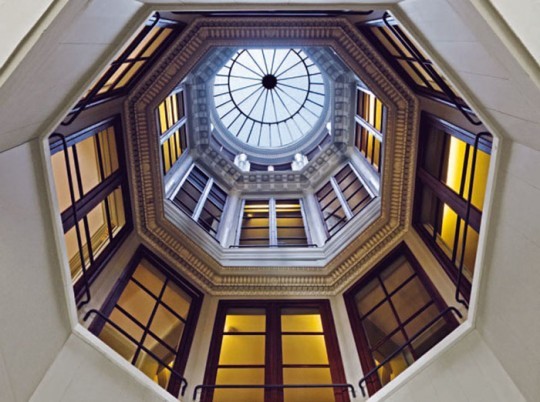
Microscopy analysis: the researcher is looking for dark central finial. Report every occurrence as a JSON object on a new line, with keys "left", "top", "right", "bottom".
{"left": 262, "top": 74, "right": 278, "bottom": 90}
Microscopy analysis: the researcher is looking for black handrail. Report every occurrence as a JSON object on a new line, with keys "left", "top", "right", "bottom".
{"left": 382, "top": 12, "right": 482, "bottom": 126}
{"left": 358, "top": 306, "right": 463, "bottom": 397}
{"left": 50, "top": 133, "right": 92, "bottom": 309}
{"left": 192, "top": 383, "right": 356, "bottom": 401}
{"left": 60, "top": 13, "right": 162, "bottom": 126}
{"left": 83, "top": 309, "right": 189, "bottom": 396}
{"left": 455, "top": 131, "right": 492, "bottom": 308}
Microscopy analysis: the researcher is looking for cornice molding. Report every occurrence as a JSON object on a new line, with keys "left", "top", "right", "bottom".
{"left": 124, "top": 17, "right": 419, "bottom": 296}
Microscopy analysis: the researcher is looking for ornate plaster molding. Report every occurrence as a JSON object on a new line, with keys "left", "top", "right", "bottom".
{"left": 124, "top": 17, "right": 419, "bottom": 296}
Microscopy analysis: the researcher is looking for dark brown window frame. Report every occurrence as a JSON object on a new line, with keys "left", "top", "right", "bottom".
{"left": 156, "top": 87, "right": 189, "bottom": 175}
{"left": 354, "top": 86, "right": 386, "bottom": 174}
{"left": 49, "top": 116, "right": 133, "bottom": 302}
{"left": 88, "top": 245, "right": 203, "bottom": 398}
{"left": 344, "top": 243, "right": 459, "bottom": 396}
{"left": 201, "top": 299, "right": 350, "bottom": 402}
{"left": 413, "top": 112, "right": 492, "bottom": 301}
{"left": 172, "top": 165, "right": 228, "bottom": 239}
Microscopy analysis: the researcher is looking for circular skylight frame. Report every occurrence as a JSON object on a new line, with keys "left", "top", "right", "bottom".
{"left": 212, "top": 48, "right": 329, "bottom": 155}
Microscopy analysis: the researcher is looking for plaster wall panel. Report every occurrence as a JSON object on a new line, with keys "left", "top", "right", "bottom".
{"left": 0, "top": 140, "right": 71, "bottom": 401}
{"left": 30, "top": 334, "right": 174, "bottom": 402}
{"left": 477, "top": 141, "right": 540, "bottom": 402}
{"left": 489, "top": 0, "right": 540, "bottom": 65}
{"left": 0, "top": 0, "right": 56, "bottom": 68}
{"left": 381, "top": 331, "right": 525, "bottom": 402}
{"left": 0, "top": 350, "right": 16, "bottom": 402}
{"left": 0, "top": 0, "right": 143, "bottom": 153}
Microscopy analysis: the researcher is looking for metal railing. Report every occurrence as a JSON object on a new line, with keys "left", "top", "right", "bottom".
{"left": 192, "top": 383, "right": 356, "bottom": 401}
{"left": 382, "top": 12, "right": 482, "bottom": 126}
{"left": 50, "top": 133, "right": 92, "bottom": 309}
{"left": 83, "top": 309, "right": 189, "bottom": 396}
{"left": 455, "top": 131, "right": 492, "bottom": 308}
{"left": 358, "top": 306, "right": 463, "bottom": 397}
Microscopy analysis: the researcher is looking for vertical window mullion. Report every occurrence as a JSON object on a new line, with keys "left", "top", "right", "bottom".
{"left": 192, "top": 178, "right": 214, "bottom": 222}
{"left": 269, "top": 198, "right": 277, "bottom": 246}
{"left": 330, "top": 177, "right": 353, "bottom": 220}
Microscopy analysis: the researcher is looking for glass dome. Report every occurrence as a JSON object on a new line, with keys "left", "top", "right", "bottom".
{"left": 213, "top": 48, "right": 326, "bottom": 148}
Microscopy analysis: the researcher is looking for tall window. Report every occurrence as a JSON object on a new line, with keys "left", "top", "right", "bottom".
{"left": 173, "top": 166, "right": 227, "bottom": 238}
{"left": 316, "top": 164, "right": 373, "bottom": 238}
{"left": 238, "top": 199, "right": 308, "bottom": 247}
{"left": 414, "top": 114, "right": 491, "bottom": 301}
{"left": 201, "top": 300, "right": 350, "bottom": 402}
{"left": 75, "top": 16, "right": 182, "bottom": 108}
{"left": 86, "top": 247, "right": 202, "bottom": 397}
{"left": 344, "top": 244, "right": 459, "bottom": 396}
{"left": 156, "top": 88, "right": 188, "bottom": 174}
{"left": 354, "top": 87, "right": 386, "bottom": 173}
{"left": 358, "top": 13, "right": 478, "bottom": 124}
{"left": 49, "top": 117, "right": 131, "bottom": 300}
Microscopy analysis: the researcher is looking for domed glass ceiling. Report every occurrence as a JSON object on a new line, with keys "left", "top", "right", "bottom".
{"left": 213, "top": 49, "right": 326, "bottom": 148}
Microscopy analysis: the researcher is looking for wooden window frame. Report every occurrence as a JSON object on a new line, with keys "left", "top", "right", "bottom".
{"left": 237, "top": 198, "right": 309, "bottom": 247}
{"left": 49, "top": 116, "right": 132, "bottom": 302}
{"left": 413, "top": 112, "right": 492, "bottom": 301}
{"left": 316, "top": 164, "right": 373, "bottom": 239}
{"left": 89, "top": 245, "right": 203, "bottom": 398}
{"left": 201, "top": 299, "right": 350, "bottom": 402}
{"left": 344, "top": 243, "right": 459, "bottom": 396}
{"left": 157, "top": 88, "right": 189, "bottom": 175}
{"left": 173, "top": 165, "right": 228, "bottom": 239}
{"left": 354, "top": 86, "right": 386, "bottom": 174}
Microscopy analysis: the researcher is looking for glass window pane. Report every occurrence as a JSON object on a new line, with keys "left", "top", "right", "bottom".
{"left": 362, "top": 303, "right": 399, "bottom": 350}
{"left": 219, "top": 335, "right": 265, "bottom": 365}
{"left": 379, "top": 256, "right": 415, "bottom": 294}
{"left": 64, "top": 223, "right": 88, "bottom": 281}
{"left": 162, "top": 281, "right": 191, "bottom": 319}
{"left": 391, "top": 277, "right": 432, "bottom": 322}
{"left": 132, "top": 260, "right": 166, "bottom": 296}
{"left": 214, "top": 368, "right": 265, "bottom": 402}
{"left": 109, "top": 308, "right": 144, "bottom": 344}
{"left": 355, "top": 279, "right": 385, "bottom": 316}
{"left": 149, "top": 306, "right": 185, "bottom": 351}
{"left": 214, "top": 368, "right": 264, "bottom": 402}
{"left": 282, "top": 335, "right": 328, "bottom": 365}
{"left": 75, "top": 135, "right": 101, "bottom": 195}
{"left": 134, "top": 349, "right": 175, "bottom": 389}
{"left": 224, "top": 309, "right": 266, "bottom": 333}
{"left": 108, "top": 186, "right": 126, "bottom": 233}
{"left": 276, "top": 200, "right": 307, "bottom": 246}
{"left": 283, "top": 368, "right": 334, "bottom": 402}
{"left": 99, "top": 321, "right": 138, "bottom": 362}
{"left": 281, "top": 308, "right": 323, "bottom": 333}
{"left": 240, "top": 201, "right": 270, "bottom": 246}
{"left": 407, "top": 306, "right": 452, "bottom": 356}
{"left": 117, "top": 281, "right": 156, "bottom": 326}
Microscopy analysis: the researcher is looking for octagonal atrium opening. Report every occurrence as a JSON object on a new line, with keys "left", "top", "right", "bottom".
{"left": 41, "top": 8, "right": 497, "bottom": 402}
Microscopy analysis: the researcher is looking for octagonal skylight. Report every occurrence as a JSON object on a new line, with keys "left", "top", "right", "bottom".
{"left": 213, "top": 48, "right": 326, "bottom": 148}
